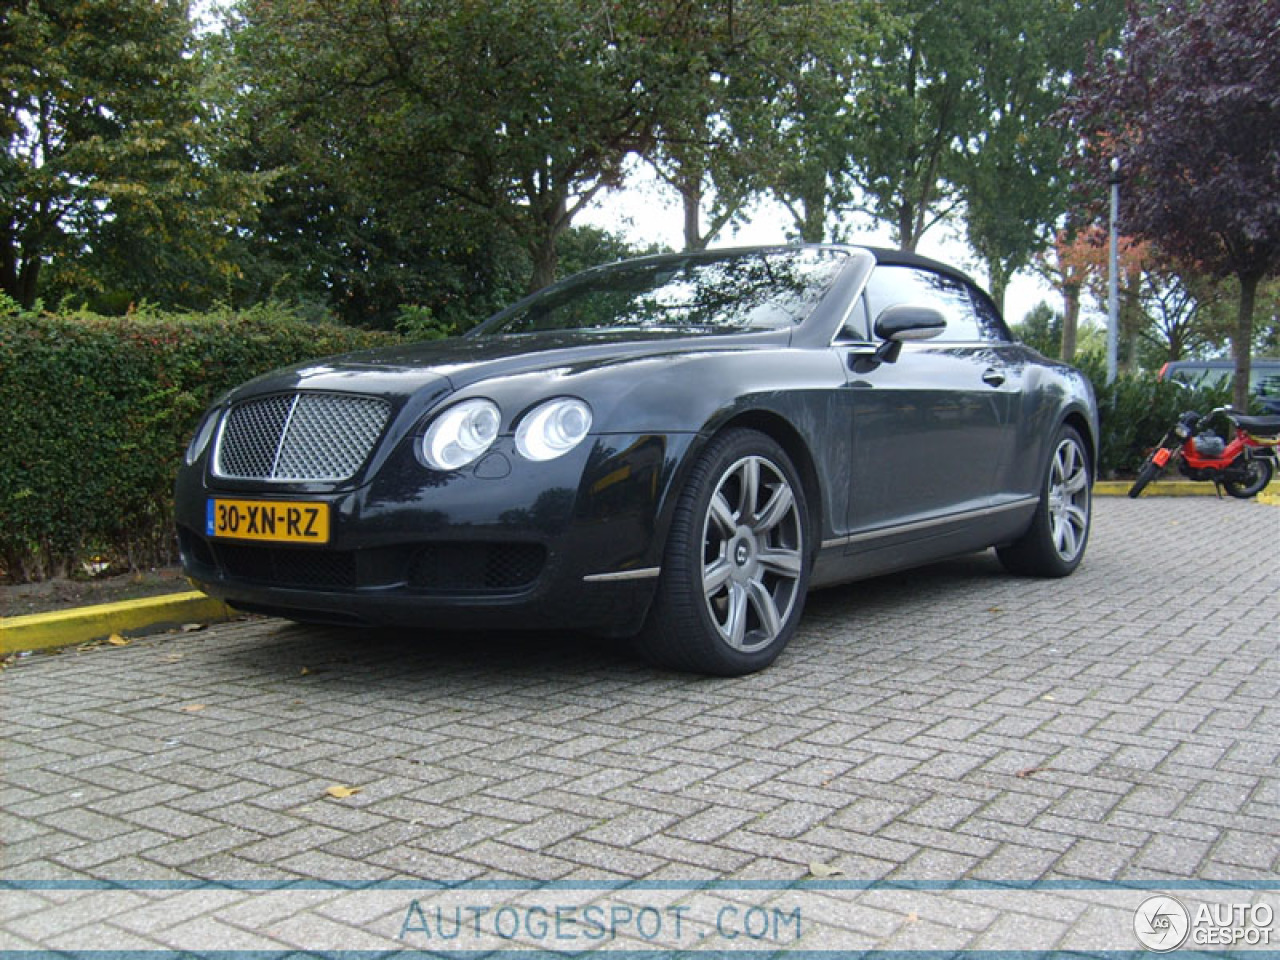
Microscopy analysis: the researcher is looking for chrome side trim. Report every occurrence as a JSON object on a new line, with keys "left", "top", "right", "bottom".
{"left": 582, "top": 567, "right": 661, "bottom": 583}
{"left": 821, "top": 497, "right": 1038, "bottom": 550}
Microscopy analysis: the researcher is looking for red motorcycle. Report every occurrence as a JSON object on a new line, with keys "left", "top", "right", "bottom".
{"left": 1129, "top": 406, "right": 1280, "bottom": 499}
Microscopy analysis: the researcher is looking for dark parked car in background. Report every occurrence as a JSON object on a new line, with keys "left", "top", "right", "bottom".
{"left": 176, "top": 245, "right": 1098, "bottom": 675}
{"left": 1158, "top": 358, "right": 1280, "bottom": 413}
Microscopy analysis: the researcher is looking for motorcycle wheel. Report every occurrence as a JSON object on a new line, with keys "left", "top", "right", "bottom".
{"left": 1127, "top": 456, "right": 1163, "bottom": 498}
{"left": 1222, "top": 457, "right": 1274, "bottom": 499}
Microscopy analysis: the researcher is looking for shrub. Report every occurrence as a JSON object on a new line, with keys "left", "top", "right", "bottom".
{"left": 0, "top": 306, "right": 393, "bottom": 582}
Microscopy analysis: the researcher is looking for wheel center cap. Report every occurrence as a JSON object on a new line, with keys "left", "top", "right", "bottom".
{"left": 735, "top": 541, "right": 750, "bottom": 566}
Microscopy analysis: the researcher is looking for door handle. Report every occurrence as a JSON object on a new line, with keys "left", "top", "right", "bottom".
{"left": 982, "top": 369, "right": 1006, "bottom": 387}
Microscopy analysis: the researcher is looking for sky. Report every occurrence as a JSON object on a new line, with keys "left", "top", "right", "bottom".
{"left": 578, "top": 162, "right": 1063, "bottom": 327}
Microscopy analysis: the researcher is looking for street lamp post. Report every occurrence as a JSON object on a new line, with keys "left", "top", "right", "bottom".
{"left": 1107, "top": 157, "right": 1121, "bottom": 384}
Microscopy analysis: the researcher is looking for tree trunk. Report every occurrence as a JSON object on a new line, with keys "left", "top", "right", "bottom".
{"left": 799, "top": 187, "right": 826, "bottom": 244}
{"left": 1, "top": 240, "right": 42, "bottom": 308}
{"left": 528, "top": 239, "right": 559, "bottom": 293}
{"left": 1232, "top": 271, "right": 1259, "bottom": 411}
{"left": 986, "top": 258, "right": 1009, "bottom": 318}
{"left": 681, "top": 181, "right": 706, "bottom": 252}
{"left": 527, "top": 195, "right": 569, "bottom": 293}
{"left": 896, "top": 202, "right": 919, "bottom": 252}
{"left": 17, "top": 255, "right": 40, "bottom": 308}
{"left": 1060, "top": 281, "right": 1081, "bottom": 361}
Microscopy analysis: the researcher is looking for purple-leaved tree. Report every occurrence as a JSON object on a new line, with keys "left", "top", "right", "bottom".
{"left": 1063, "top": 0, "right": 1280, "bottom": 409}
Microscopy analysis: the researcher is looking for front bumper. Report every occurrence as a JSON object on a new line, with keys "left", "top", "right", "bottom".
{"left": 175, "top": 433, "right": 691, "bottom": 637}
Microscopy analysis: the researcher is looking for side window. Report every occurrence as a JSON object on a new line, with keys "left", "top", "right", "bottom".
{"left": 863, "top": 265, "right": 1009, "bottom": 343}
{"left": 967, "top": 286, "right": 1012, "bottom": 343}
{"left": 1256, "top": 372, "right": 1280, "bottom": 402}
{"left": 837, "top": 293, "right": 872, "bottom": 341}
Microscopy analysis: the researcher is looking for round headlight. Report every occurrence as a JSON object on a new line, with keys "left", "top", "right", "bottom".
{"left": 515, "top": 398, "right": 593, "bottom": 462}
{"left": 422, "top": 399, "right": 501, "bottom": 471}
{"left": 185, "top": 409, "right": 221, "bottom": 466}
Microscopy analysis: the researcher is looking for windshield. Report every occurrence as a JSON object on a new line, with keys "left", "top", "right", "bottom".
{"left": 480, "top": 248, "right": 848, "bottom": 336}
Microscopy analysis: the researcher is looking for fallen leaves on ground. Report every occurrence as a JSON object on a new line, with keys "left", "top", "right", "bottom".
{"left": 807, "top": 862, "right": 845, "bottom": 878}
{"left": 325, "top": 784, "right": 363, "bottom": 799}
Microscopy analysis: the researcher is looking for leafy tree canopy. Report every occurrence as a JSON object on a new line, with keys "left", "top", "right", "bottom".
{"left": 1063, "top": 0, "right": 1280, "bottom": 407}
{"left": 1, "top": 0, "right": 259, "bottom": 309}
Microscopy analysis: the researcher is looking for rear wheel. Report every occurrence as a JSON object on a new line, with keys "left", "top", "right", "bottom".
{"left": 636, "top": 429, "right": 809, "bottom": 676}
{"left": 998, "top": 425, "right": 1091, "bottom": 578}
{"left": 1222, "top": 456, "right": 1273, "bottom": 499}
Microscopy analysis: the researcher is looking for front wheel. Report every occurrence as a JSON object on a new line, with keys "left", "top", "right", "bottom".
{"left": 1222, "top": 456, "right": 1274, "bottom": 499}
{"left": 998, "top": 425, "right": 1092, "bottom": 578}
{"left": 1127, "top": 454, "right": 1164, "bottom": 498}
{"left": 636, "top": 429, "right": 810, "bottom": 676}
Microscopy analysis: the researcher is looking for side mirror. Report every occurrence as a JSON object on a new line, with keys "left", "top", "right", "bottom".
{"left": 853, "top": 305, "right": 947, "bottom": 371}
{"left": 874, "top": 304, "right": 947, "bottom": 342}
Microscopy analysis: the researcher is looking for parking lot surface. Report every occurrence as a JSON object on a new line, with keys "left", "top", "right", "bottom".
{"left": 2, "top": 497, "right": 1278, "bottom": 949}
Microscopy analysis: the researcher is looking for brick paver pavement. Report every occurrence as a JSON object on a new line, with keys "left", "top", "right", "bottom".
{"left": 2, "top": 497, "right": 1277, "bottom": 949}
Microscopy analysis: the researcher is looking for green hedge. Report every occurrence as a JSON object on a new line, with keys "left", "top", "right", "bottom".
{"left": 0, "top": 306, "right": 393, "bottom": 582}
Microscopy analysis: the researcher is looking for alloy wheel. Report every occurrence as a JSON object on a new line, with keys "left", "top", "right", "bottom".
{"left": 1047, "top": 436, "right": 1090, "bottom": 562}
{"left": 700, "top": 455, "right": 804, "bottom": 653}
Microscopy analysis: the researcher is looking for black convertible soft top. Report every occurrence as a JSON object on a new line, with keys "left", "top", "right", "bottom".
{"left": 861, "top": 244, "right": 1003, "bottom": 319}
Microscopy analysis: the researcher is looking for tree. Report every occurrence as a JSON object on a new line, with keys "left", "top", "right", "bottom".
{"left": 1041, "top": 224, "right": 1164, "bottom": 369}
{"left": 1135, "top": 269, "right": 1221, "bottom": 368}
{"left": 642, "top": 0, "right": 876, "bottom": 252}
{"left": 756, "top": 1, "right": 890, "bottom": 244}
{"left": 956, "top": 0, "right": 1123, "bottom": 311}
{"left": 641, "top": 2, "right": 779, "bottom": 251}
{"left": 0, "top": 0, "right": 256, "bottom": 309}
{"left": 840, "top": 0, "right": 985, "bottom": 252}
{"left": 765, "top": 46, "right": 862, "bottom": 243}
{"left": 1063, "top": 0, "right": 1280, "bottom": 410}
{"left": 235, "top": 0, "right": 718, "bottom": 301}
{"left": 1011, "top": 301, "right": 1063, "bottom": 358}
{"left": 647, "top": 99, "right": 755, "bottom": 252}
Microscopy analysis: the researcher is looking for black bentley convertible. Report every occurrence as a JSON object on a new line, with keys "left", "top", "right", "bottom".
{"left": 176, "top": 245, "right": 1097, "bottom": 674}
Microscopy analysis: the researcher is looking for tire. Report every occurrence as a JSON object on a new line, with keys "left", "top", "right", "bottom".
{"left": 1222, "top": 456, "right": 1274, "bottom": 499}
{"left": 997, "top": 424, "right": 1092, "bottom": 578}
{"left": 1127, "top": 456, "right": 1163, "bottom": 498}
{"left": 636, "top": 428, "right": 810, "bottom": 676}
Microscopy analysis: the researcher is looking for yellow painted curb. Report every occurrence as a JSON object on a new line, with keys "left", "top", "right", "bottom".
{"left": 1096, "top": 480, "right": 1278, "bottom": 503}
{"left": 0, "top": 591, "right": 235, "bottom": 655}
{"left": 1093, "top": 480, "right": 1217, "bottom": 497}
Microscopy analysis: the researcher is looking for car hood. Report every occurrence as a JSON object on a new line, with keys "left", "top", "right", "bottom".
{"left": 227, "top": 327, "right": 790, "bottom": 401}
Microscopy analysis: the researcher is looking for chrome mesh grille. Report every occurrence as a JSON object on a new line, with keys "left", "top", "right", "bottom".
{"left": 216, "top": 393, "right": 391, "bottom": 482}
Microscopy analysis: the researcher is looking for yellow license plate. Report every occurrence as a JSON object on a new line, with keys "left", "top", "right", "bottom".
{"left": 206, "top": 498, "right": 330, "bottom": 544}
